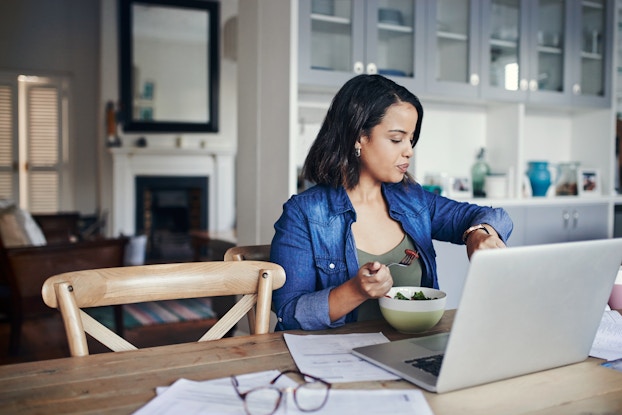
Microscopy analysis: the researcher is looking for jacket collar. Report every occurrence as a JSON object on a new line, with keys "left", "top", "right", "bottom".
{"left": 321, "top": 181, "right": 420, "bottom": 219}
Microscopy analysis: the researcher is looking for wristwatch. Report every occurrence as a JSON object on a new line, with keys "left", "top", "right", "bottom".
{"left": 462, "top": 224, "right": 490, "bottom": 243}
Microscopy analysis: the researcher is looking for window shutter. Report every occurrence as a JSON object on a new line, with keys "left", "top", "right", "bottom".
{"left": 25, "top": 84, "right": 61, "bottom": 212}
{"left": 0, "top": 83, "right": 16, "bottom": 201}
{"left": 0, "top": 72, "right": 68, "bottom": 213}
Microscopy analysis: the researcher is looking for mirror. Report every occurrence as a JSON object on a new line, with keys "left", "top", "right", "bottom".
{"left": 119, "top": 0, "right": 219, "bottom": 133}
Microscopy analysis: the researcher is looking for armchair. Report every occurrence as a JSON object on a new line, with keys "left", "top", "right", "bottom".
{"left": 0, "top": 203, "right": 128, "bottom": 355}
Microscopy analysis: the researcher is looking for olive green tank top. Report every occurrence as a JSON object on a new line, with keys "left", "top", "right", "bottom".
{"left": 356, "top": 235, "right": 422, "bottom": 321}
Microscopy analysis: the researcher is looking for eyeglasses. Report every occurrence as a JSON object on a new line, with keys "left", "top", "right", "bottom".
{"left": 231, "top": 370, "right": 331, "bottom": 415}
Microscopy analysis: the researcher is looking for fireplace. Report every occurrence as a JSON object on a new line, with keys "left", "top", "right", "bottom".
{"left": 136, "top": 176, "right": 208, "bottom": 261}
{"left": 109, "top": 147, "right": 235, "bottom": 241}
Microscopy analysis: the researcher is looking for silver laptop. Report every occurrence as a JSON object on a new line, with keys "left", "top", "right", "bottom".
{"left": 352, "top": 238, "right": 622, "bottom": 393}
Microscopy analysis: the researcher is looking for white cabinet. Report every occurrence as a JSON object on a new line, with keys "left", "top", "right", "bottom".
{"left": 500, "top": 205, "right": 526, "bottom": 246}
{"left": 300, "top": 0, "right": 614, "bottom": 108}
{"left": 480, "top": 0, "right": 614, "bottom": 107}
{"left": 513, "top": 202, "right": 610, "bottom": 245}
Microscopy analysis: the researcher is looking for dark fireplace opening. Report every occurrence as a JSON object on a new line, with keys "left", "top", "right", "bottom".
{"left": 135, "top": 176, "right": 208, "bottom": 262}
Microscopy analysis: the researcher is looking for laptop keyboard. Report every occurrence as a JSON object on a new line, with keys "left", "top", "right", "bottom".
{"left": 405, "top": 354, "right": 444, "bottom": 376}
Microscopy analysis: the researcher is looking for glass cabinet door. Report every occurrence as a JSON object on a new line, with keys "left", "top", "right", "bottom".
{"left": 367, "top": 0, "right": 417, "bottom": 80}
{"left": 571, "top": 0, "right": 611, "bottom": 106}
{"left": 531, "top": 0, "right": 567, "bottom": 97}
{"left": 309, "top": 0, "right": 356, "bottom": 72}
{"left": 488, "top": 0, "right": 522, "bottom": 91}
{"left": 480, "top": 0, "right": 527, "bottom": 101}
{"left": 299, "top": 0, "right": 365, "bottom": 87}
{"left": 426, "top": 0, "right": 480, "bottom": 97}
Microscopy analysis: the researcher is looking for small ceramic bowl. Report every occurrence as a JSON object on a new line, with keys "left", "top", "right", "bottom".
{"left": 379, "top": 287, "right": 447, "bottom": 334}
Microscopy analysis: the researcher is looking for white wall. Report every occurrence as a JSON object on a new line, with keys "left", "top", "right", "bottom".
{"left": 236, "top": 0, "right": 297, "bottom": 246}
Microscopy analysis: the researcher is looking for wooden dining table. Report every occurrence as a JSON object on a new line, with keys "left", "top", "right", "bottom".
{"left": 1, "top": 309, "right": 621, "bottom": 415}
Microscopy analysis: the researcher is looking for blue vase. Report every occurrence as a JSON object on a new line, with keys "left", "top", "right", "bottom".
{"left": 527, "top": 161, "right": 551, "bottom": 197}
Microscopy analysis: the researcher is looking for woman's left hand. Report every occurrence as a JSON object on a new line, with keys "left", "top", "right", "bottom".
{"left": 466, "top": 226, "right": 506, "bottom": 259}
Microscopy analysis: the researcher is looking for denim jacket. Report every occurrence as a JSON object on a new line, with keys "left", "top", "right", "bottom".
{"left": 270, "top": 182, "right": 513, "bottom": 331}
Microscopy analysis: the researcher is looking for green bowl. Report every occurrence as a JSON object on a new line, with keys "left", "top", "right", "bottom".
{"left": 379, "top": 287, "right": 447, "bottom": 334}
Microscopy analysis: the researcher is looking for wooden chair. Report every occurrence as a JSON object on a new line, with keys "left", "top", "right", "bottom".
{"left": 41, "top": 260, "right": 286, "bottom": 357}
{"left": 224, "top": 245, "right": 272, "bottom": 333}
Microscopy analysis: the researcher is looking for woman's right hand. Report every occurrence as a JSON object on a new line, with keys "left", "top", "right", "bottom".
{"left": 327, "top": 262, "right": 393, "bottom": 322}
{"left": 356, "top": 261, "right": 394, "bottom": 299}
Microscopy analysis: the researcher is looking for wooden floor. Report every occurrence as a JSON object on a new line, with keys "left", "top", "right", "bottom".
{"left": 0, "top": 312, "right": 221, "bottom": 366}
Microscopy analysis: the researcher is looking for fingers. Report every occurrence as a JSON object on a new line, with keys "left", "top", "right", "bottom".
{"left": 467, "top": 234, "right": 506, "bottom": 259}
{"left": 357, "top": 262, "right": 393, "bottom": 298}
{"left": 362, "top": 261, "right": 382, "bottom": 277}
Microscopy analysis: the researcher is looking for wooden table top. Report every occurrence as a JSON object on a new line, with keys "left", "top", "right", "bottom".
{"left": 1, "top": 309, "right": 621, "bottom": 415}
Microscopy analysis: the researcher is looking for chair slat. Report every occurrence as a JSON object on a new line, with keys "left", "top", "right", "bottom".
{"left": 199, "top": 294, "right": 256, "bottom": 341}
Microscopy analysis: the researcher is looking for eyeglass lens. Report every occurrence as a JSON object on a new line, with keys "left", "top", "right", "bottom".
{"left": 293, "top": 379, "right": 330, "bottom": 411}
{"left": 244, "top": 388, "right": 281, "bottom": 415}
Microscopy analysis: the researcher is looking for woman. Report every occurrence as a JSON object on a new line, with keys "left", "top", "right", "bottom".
{"left": 271, "top": 74, "right": 513, "bottom": 331}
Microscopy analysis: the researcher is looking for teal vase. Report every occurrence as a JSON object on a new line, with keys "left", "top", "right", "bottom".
{"left": 471, "top": 148, "right": 490, "bottom": 198}
{"left": 527, "top": 161, "right": 551, "bottom": 197}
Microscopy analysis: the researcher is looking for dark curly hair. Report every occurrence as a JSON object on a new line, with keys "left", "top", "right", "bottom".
{"left": 301, "top": 74, "right": 424, "bottom": 189}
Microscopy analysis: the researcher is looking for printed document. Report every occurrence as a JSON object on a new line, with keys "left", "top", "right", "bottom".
{"left": 283, "top": 332, "right": 399, "bottom": 382}
{"left": 590, "top": 309, "right": 622, "bottom": 361}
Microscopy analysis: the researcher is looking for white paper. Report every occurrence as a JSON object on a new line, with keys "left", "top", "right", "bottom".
{"left": 134, "top": 370, "right": 291, "bottom": 415}
{"left": 133, "top": 370, "right": 434, "bottom": 415}
{"left": 283, "top": 332, "right": 400, "bottom": 382}
{"left": 590, "top": 310, "right": 622, "bottom": 361}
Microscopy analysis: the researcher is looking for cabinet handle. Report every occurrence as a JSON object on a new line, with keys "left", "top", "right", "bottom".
{"left": 572, "top": 210, "right": 579, "bottom": 229}
{"left": 528, "top": 80, "right": 538, "bottom": 91}
{"left": 353, "top": 61, "right": 364, "bottom": 74}
{"left": 562, "top": 210, "right": 570, "bottom": 228}
{"left": 366, "top": 62, "right": 377, "bottom": 75}
{"left": 519, "top": 79, "right": 528, "bottom": 91}
{"left": 572, "top": 83, "right": 581, "bottom": 95}
{"left": 469, "top": 73, "right": 479, "bottom": 86}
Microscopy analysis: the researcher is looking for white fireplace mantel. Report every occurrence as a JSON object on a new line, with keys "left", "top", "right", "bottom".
{"left": 110, "top": 147, "right": 235, "bottom": 236}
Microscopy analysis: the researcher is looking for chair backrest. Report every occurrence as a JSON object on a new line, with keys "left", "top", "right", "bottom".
{"left": 3, "top": 237, "right": 128, "bottom": 317}
{"left": 224, "top": 244, "right": 271, "bottom": 262}
{"left": 41, "top": 260, "right": 286, "bottom": 357}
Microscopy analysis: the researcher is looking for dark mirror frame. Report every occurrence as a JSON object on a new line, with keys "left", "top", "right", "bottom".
{"left": 119, "top": 0, "right": 219, "bottom": 133}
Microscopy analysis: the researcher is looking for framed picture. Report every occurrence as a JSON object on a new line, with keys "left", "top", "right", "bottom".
{"left": 578, "top": 168, "right": 600, "bottom": 196}
{"left": 447, "top": 176, "right": 473, "bottom": 199}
